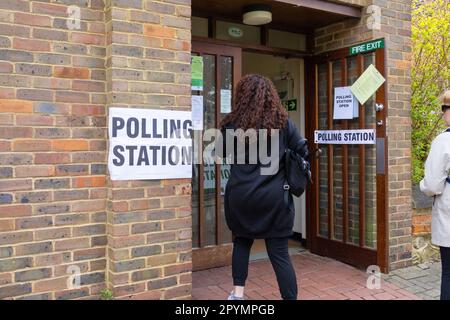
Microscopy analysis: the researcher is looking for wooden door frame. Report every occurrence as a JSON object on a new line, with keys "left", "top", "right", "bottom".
{"left": 304, "top": 43, "right": 389, "bottom": 273}
{"left": 191, "top": 40, "right": 242, "bottom": 271}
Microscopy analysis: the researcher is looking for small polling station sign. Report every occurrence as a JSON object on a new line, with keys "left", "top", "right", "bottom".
{"left": 314, "top": 129, "right": 376, "bottom": 145}
{"left": 108, "top": 107, "right": 193, "bottom": 180}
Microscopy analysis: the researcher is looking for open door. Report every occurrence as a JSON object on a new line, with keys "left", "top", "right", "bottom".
{"left": 306, "top": 43, "right": 389, "bottom": 272}
{"left": 191, "top": 41, "right": 242, "bottom": 271}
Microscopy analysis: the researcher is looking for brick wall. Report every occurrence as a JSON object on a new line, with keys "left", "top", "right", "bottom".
{"left": 315, "top": 0, "right": 412, "bottom": 270}
{"left": 0, "top": 0, "right": 107, "bottom": 299}
{"left": 0, "top": 0, "right": 192, "bottom": 300}
{"left": 104, "top": 0, "right": 192, "bottom": 300}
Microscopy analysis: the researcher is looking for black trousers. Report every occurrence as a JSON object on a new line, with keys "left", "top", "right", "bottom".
{"left": 441, "top": 246, "right": 450, "bottom": 300}
{"left": 231, "top": 236, "right": 298, "bottom": 300}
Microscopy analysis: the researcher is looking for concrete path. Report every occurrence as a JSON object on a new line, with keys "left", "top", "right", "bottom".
{"left": 383, "top": 261, "right": 442, "bottom": 300}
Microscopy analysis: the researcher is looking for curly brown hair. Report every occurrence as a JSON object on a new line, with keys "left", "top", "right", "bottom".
{"left": 220, "top": 74, "right": 288, "bottom": 134}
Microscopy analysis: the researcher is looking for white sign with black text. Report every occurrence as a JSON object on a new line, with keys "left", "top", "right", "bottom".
{"left": 108, "top": 107, "right": 193, "bottom": 180}
{"left": 314, "top": 129, "right": 376, "bottom": 145}
{"left": 333, "top": 86, "right": 359, "bottom": 120}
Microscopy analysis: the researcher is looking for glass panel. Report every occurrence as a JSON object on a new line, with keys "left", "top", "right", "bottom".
{"left": 317, "top": 63, "right": 329, "bottom": 237}
{"left": 219, "top": 56, "right": 233, "bottom": 245}
{"left": 202, "top": 54, "right": 217, "bottom": 247}
{"left": 268, "top": 29, "right": 307, "bottom": 51}
{"left": 332, "top": 60, "right": 343, "bottom": 241}
{"left": 347, "top": 56, "right": 360, "bottom": 245}
{"left": 364, "top": 53, "right": 377, "bottom": 249}
{"left": 191, "top": 16, "right": 208, "bottom": 37}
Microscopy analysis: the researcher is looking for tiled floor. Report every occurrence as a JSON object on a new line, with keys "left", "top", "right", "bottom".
{"left": 192, "top": 251, "right": 423, "bottom": 300}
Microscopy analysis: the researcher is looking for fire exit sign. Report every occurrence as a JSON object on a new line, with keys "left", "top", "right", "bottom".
{"left": 349, "top": 39, "right": 384, "bottom": 55}
{"left": 283, "top": 99, "right": 297, "bottom": 111}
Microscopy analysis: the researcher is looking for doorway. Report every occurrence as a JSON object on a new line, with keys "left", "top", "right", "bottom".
{"left": 306, "top": 47, "right": 389, "bottom": 272}
{"left": 191, "top": 41, "right": 307, "bottom": 271}
{"left": 241, "top": 51, "right": 307, "bottom": 259}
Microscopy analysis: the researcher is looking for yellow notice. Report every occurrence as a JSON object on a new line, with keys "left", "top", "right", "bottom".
{"left": 350, "top": 64, "right": 385, "bottom": 105}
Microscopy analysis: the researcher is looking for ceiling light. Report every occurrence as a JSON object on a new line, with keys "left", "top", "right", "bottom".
{"left": 243, "top": 4, "right": 272, "bottom": 26}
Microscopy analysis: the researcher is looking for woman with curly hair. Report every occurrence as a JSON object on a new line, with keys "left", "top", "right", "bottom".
{"left": 217, "top": 74, "right": 306, "bottom": 300}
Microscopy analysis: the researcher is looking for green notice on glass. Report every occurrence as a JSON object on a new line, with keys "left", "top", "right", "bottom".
{"left": 191, "top": 56, "right": 203, "bottom": 91}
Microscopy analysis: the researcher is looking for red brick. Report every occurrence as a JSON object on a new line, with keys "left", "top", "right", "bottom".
{"left": 163, "top": 284, "right": 191, "bottom": 299}
{"left": 71, "top": 33, "right": 105, "bottom": 46}
{"left": 55, "top": 238, "right": 90, "bottom": 251}
{"left": 35, "top": 153, "right": 71, "bottom": 164}
{"left": 52, "top": 140, "right": 88, "bottom": 151}
{"left": 0, "top": 219, "right": 15, "bottom": 232}
{"left": 12, "top": 140, "right": 51, "bottom": 152}
{"left": 13, "top": 38, "right": 50, "bottom": 51}
{"left": 0, "top": 62, "right": 13, "bottom": 74}
{"left": 0, "top": 180, "right": 32, "bottom": 192}
{"left": 34, "top": 277, "right": 69, "bottom": 293}
{"left": 164, "top": 262, "right": 191, "bottom": 276}
{"left": 144, "top": 24, "right": 175, "bottom": 38}
{"left": 15, "top": 166, "right": 55, "bottom": 178}
{"left": 16, "top": 115, "right": 54, "bottom": 126}
{"left": 35, "top": 253, "right": 69, "bottom": 267}
{"left": 32, "top": 2, "right": 68, "bottom": 16}
{"left": 35, "top": 227, "right": 71, "bottom": 241}
{"left": 73, "top": 176, "right": 106, "bottom": 188}
{"left": 72, "top": 200, "right": 105, "bottom": 213}
{"left": 14, "top": 13, "right": 51, "bottom": 27}
{"left": 0, "top": 141, "right": 11, "bottom": 152}
{"left": 0, "top": 127, "right": 33, "bottom": 139}
{"left": 113, "top": 283, "right": 146, "bottom": 298}
{"left": 72, "top": 105, "right": 105, "bottom": 116}
{"left": 0, "top": 114, "right": 13, "bottom": 125}
{"left": 108, "top": 235, "right": 146, "bottom": 249}
{"left": 0, "top": 205, "right": 32, "bottom": 218}
{"left": 54, "top": 67, "right": 89, "bottom": 79}
{"left": 0, "top": 99, "right": 33, "bottom": 113}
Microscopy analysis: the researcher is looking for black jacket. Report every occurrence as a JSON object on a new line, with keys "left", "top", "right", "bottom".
{"left": 218, "top": 118, "right": 303, "bottom": 239}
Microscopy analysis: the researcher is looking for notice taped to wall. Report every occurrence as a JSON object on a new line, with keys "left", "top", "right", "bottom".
{"left": 108, "top": 107, "right": 193, "bottom": 180}
{"left": 314, "top": 129, "right": 376, "bottom": 145}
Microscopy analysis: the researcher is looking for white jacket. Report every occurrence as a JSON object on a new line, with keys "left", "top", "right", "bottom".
{"left": 420, "top": 128, "right": 450, "bottom": 247}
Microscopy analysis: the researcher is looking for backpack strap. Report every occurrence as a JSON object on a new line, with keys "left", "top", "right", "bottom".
{"left": 446, "top": 128, "right": 450, "bottom": 133}
{"left": 283, "top": 122, "right": 291, "bottom": 209}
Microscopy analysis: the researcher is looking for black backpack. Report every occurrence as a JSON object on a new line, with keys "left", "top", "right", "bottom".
{"left": 282, "top": 126, "right": 312, "bottom": 198}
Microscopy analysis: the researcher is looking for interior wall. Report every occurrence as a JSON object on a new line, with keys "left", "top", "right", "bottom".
{"left": 242, "top": 52, "right": 306, "bottom": 238}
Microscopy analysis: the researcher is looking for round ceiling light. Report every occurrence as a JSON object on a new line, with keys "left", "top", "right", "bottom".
{"left": 243, "top": 4, "right": 272, "bottom": 26}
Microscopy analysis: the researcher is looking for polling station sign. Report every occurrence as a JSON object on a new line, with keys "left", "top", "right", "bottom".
{"left": 108, "top": 107, "right": 193, "bottom": 180}
{"left": 314, "top": 129, "right": 376, "bottom": 145}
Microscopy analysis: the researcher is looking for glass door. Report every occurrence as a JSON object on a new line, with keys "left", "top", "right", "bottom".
{"left": 306, "top": 45, "right": 388, "bottom": 272}
{"left": 191, "top": 41, "right": 241, "bottom": 271}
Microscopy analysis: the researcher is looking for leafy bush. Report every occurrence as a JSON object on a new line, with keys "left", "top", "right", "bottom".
{"left": 411, "top": 0, "right": 450, "bottom": 183}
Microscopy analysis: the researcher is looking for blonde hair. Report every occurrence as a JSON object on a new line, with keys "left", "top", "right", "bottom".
{"left": 439, "top": 90, "right": 450, "bottom": 106}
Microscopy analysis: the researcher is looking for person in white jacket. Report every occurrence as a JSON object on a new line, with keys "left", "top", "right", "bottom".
{"left": 420, "top": 90, "right": 450, "bottom": 300}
